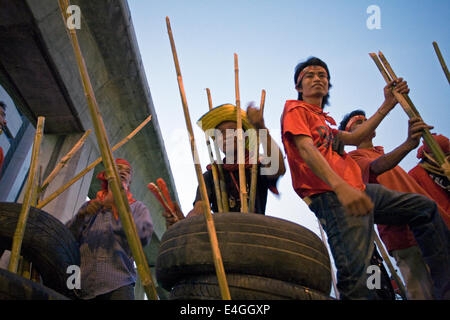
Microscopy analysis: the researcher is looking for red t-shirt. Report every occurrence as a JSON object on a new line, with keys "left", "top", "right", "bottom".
{"left": 350, "top": 147, "right": 450, "bottom": 252}
{"left": 281, "top": 100, "right": 365, "bottom": 198}
{"left": 409, "top": 164, "right": 450, "bottom": 217}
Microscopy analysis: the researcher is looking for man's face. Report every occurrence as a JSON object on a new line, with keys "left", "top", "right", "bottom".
{"left": 117, "top": 164, "right": 132, "bottom": 188}
{"left": 215, "top": 121, "right": 238, "bottom": 154}
{"left": 297, "top": 66, "right": 329, "bottom": 101}
{"left": 0, "top": 107, "right": 6, "bottom": 134}
{"left": 349, "top": 116, "right": 376, "bottom": 140}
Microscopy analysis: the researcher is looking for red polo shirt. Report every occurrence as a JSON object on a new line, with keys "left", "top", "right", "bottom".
{"left": 409, "top": 164, "right": 450, "bottom": 218}
{"left": 281, "top": 100, "right": 365, "bottom": 198}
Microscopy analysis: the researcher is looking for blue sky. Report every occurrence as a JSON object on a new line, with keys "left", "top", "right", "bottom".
{"left": 127, "top": 0, "right": 449, "bottom": 296}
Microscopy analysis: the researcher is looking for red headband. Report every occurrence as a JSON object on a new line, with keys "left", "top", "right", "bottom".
{"left": 417, "top": 134, "right": 450, "bottom": 159}
{"left": 345, "top": 115, "right": 366, "bottom": 132}
{"left": 296, "top": 66, "right": 328, "bottom": 88}
{"left": 96, "top": 158, "right": 132, "bottom": 190}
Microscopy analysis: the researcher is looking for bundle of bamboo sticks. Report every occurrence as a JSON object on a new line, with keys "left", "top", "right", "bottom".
{"left": 369, "top": 51, "right": 449, "bottom": 178}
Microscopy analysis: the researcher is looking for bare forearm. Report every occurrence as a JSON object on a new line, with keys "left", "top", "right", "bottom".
{"left": 293, "top": 136, "right": 347, "bottom": 190}
{"left": 370, "top": 142, "right": 414, "bottom": 175}
{"left": 292, "top": 134, "right": 374, "bottom": 215}
{"left": 340, "top": 101, "right": 394, "bottom": 146}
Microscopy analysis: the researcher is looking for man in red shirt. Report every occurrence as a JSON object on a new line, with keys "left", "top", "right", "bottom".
{"left": 0, "top": 101, "right": 7, "bottom": 175}
{"left": 281, "top": 57, "right": 450, "bottom": 299}
{"left": 339, "top": 109, "right": 447, "bottom": 299}
{"left": 409, "top": 134, "right": 449, "bottom": 216}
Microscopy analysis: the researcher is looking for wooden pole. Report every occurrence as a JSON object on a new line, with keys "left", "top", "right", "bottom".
{"left": 8, "top": 117, "right": 45, "bottom": 273}
{"left": 36, "top": 115, "right": 152, "bottom": 210}
{"left": 234, "top": 53, "right": 248, "bottom": 213}
{"left": 374, "top": 231, "right": 408, "bottom": 300}
{"left": 204, "top": 90, "right": 223, "bottom": 212}
{"left": 432, "top": 41, "right": 450, "bottom": 85}
{"left": 374, "top": 52, "right": 448, "bottom": 172}
{"left": 147, "top": 183, "right": 179, "bottom": 222}
{"left": 39, "top": 129, "right": 91, "bottom": 193}
{"left": 369, "top": 53, "right": 417, "bottom": 119}
{"left": 206, "top": 89, "right": 229, "bottom": 212}
{"left": 260, "top": 89, "right": 266, "bottom": 115}
{"left": 58, "top": 0, "right": 158, "bottom": 300}
{"left": 249, "top": 89, "right": 265, "bottom": 213}
{"left": 166, "top": 16, "right": 231, "bottom": 300}
{"left": 377, "top": 52, "right": 421, "bottom": 116}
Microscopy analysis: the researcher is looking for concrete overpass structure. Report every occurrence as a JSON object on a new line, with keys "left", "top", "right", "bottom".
{"left": 0, "top": 0, "right": 177, "bottom": 298}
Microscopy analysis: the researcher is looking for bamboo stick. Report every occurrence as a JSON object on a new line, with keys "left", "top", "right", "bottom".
{"left": 206, "top": 138, "right": 223, "bottom": 213}
{"left": 18, "top": 257, "right": 31, "bottom": 279}
{"left": 58, "top": 0, "right": 158, "bottom": 300}
{"left": 206, "top": 89, "right": 229, "bottom": 212}
{"left": 36, "top": 115, "right": 152, "bottom": 210}
{"left": 147, "top": 183, "right": 179, "bottom": 222}
{"left": 432, "top": 41, "right": 450, "bottom": 85}
{"left": 374, "top": 52, "right": 448, "bottom": 171}
{"left": 166, "top": 16, "right": 231, "bottom": 300}
{"left": 260, "top": 89, "right": 266, "bottom": 115}
{"left": 39, "top": 129, "right": 91, "bottom": 193}
{"left": 204, "top": 89, "right": 223, "bottom": 212}
{"left": 377, "top": 52, "right": 421, "bottom": 116}
{"left": 8, "top": 117, "right": 45, "bottom": 273}
{"left": 369, "top": 53, "right": 417, "bottom": 119}
{"left": 19, "top": 166, "right": 43, "bottom": 282}
{"left": 234, "top": 53, "right": 248, "bottom": 213}
{"left": 204, "top": 90, "right": 223, "bottom": 212}
{"left": 374, "top": 231, "right": 408, "bottom": 300}
{"left": 156, "top": 178, "right": 176, "bottom": 213}
{"left": 215, "top": 149, "right": 229, "bottom": 212}
{"left": 249, "top": 90, "right": 265, "bottom": 212}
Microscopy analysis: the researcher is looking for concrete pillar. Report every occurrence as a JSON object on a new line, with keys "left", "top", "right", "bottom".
{"left": 35, "top": 133, "right": 99, "bottom": 223}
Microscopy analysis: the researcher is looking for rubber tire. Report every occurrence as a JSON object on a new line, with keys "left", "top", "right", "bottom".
{"left": 0, "top": 268, "right": 69, "bottom": 300}
{"left": 156, "top": 212, "right": 332, "bottom": 294}
{"left": 0, "top": 202, "right": 80, "bottom": 298}
{"left": 170, "top": 273, "right": 333, "bottom": 300}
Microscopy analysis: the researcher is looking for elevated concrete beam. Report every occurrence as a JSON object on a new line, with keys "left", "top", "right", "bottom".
{"left": 0, "top": 0, "right": 178, "bottom": 240}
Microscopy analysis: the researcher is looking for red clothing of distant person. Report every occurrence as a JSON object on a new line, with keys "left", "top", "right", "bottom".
{"left": 409, "top": 164, "right": 449, "bottom": 217}
{"left": 281, "top": 100, "right": 365, "bottom": 198}
{"left": 349, "top": 146, "right": 450, "bottom": 252}
{"left": 409, "top": 134, "right": 450, "bottom": 218}
{"left": 0, "top": 147, "right": 3, "bottom": 175}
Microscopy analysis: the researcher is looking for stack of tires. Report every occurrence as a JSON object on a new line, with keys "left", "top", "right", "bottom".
{"left": 0, "top": 202, "right": 80, "bottom": 300}
{"left": 156, "top": 212, "right": 333, "bottom": 300}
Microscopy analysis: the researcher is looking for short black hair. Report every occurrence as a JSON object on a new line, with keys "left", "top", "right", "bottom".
{"left": 339, "top": 109, "right": 366, "bottom": 131}
{"left": 294, "top": 57, "right": 332, "bottom": 107}
{"left": 0, "top": 101, "right": 6, "bottom": 110}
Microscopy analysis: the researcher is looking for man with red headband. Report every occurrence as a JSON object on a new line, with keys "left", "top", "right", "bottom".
{"left": 409, "top": 134, "right": 450, "bottom": 215}
{"left": 339, "top": 109, "right": 449, "bottom": 299}
{"left": 66, "top": 158, "right": 153, "bottom": 300}
{"left": 281, "top": 56, "right": 450, "bottom": 299}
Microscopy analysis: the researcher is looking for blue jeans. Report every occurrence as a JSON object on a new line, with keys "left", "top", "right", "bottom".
{"left": 93, "top": 284, "right": 135, "bottom": 300}
{"left": 309, "top": 184, "right": 450, "bottom": 300}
